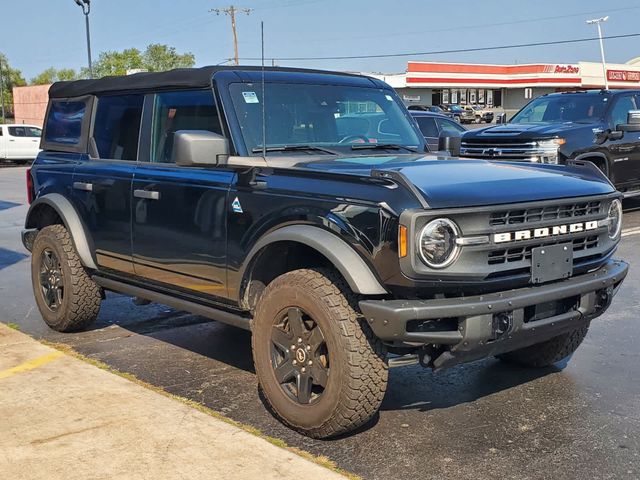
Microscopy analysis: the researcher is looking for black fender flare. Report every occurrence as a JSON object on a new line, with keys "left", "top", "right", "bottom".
{"left": 241, "top": 225, "right": 387, "bottom": 295}
{"left": 25, "top": 193, "right": 97, "bottom": 270}
{"left": 572, "top": 152, "right": 612, "bottom": 181}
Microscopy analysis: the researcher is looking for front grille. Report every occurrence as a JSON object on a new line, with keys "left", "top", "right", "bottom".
{"left": 488, "top": 235, "right": 599, "bottom": 265}
{"left": 490, "top": 201, "right": 602, "bottom": 226}
{"left": 460, "top": 141, "right": 555, "bottom": 161}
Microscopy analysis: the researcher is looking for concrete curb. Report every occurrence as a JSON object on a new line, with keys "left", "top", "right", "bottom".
{"left": 0, "top": 324, "right": 347, "bottom": 480}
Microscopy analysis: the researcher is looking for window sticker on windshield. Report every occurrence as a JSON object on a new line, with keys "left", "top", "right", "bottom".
{"left": 385, "top": 94, "right": 394, "bottom": 101}
{"left": 242, "top": 91, "right": 259, "bottom": 103}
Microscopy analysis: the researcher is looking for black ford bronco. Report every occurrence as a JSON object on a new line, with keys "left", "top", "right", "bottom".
{"left": 461, "top": 90, "right": 640, "bottom": 197}
{"left": 23, "top": 67, "right": 628, "bottom": 438}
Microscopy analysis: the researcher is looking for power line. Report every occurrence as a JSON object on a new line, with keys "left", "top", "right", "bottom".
{"left": 237, "top": 32, "right": 640, "bottom": 62}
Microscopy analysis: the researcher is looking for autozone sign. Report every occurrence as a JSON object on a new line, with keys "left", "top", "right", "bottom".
{"left": 607, "top": 70, "right": 640, "bottom": 82}
{"left": 553, "top": 65, "right": 579, "bottom": 74}
{"left": 493, "top": 221, "right": 599, "bottom": 243}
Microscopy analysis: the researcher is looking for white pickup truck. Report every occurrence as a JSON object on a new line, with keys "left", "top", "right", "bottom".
{"left": 0, "top": 124, "right": 42, "bottom": 163}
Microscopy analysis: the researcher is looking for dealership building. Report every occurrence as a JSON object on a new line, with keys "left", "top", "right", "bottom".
{"left": 371, "top": 57, "right": 640, "bottom": 115}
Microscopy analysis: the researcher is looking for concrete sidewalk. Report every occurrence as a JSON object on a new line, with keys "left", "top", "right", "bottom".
{"left": 0, "top": 324, "right": 347, "bottom": 480}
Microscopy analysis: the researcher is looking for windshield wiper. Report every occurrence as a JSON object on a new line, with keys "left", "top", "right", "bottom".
{"left": 251, "top": 145, "right": 340, "bottom": 155}
{"left": 350, "top": 143, "right": 418, "bottom": 153}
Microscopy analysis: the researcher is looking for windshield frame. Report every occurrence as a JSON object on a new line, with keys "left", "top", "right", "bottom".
{"left": 218, "top": 74, "right": 426, "bottom": 158}
{"left": 509, "top": 92, "right": 611, "bottom": 125}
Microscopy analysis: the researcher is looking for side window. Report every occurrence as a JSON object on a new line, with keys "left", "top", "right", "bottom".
{"left": 26, "top": 127, "right": 42, "bottom": 138}
{"left": 92, "top": 94, "right": 144, "bottom": 160}
{"left": 436, "top": 118, "right": 466, "bottom": 135}
{"left": 609, "top": 95, "right": 636, "bottom": 129}
{"left": 44, "top": 100, "right": 86, "bottom": 145}
{"left": 415, "top": 117, "right": 438, "bottom": 138}
{"left": 8, "top": 126, "right": 27, "bottom": 137}
{"left": 149, "top": 90, "right": 222, "bottom": 163}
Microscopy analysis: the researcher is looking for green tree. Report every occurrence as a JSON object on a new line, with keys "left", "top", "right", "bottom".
{"left": 30, "top": 67, "right": 79, "bottom": 85}
{"left": 0, "top": 53, "right": 27, "bottom": 121}
{"left": 86, "top": 44, "right": 195, "bottom": 79}
{"left": 86, "top": 48, "right": 144, "bottom": 78}
{"left": 143, "top": 44, "right": 195, "bottom": 72}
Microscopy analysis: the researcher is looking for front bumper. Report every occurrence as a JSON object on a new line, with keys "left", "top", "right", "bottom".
{"left": 360, "top": 259, "right": 628, "bottom": 368}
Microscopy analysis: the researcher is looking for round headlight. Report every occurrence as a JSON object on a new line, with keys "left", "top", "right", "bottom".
{"left": 607, "top": 199, "right": 622, "bottom": 239}
{"left": 418, "top": 218, "right": 460, "bottom": 268}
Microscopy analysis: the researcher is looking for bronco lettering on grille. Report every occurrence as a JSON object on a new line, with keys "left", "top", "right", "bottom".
{"left": 494, "top": 221, "right": 599, "bottom": 243}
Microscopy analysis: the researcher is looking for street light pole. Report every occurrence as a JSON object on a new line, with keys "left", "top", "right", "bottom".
{"left": 586, "top": 16, "right": 609, "bottom": 90}
{"left": 74, "top": 0, "right": 93, "bottom": 78}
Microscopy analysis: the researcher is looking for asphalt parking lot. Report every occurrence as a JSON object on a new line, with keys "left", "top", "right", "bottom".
{"left": 1, "top": 166, "right": 639, "bottom": 480}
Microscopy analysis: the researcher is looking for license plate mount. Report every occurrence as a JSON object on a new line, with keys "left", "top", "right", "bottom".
{"left": 531, "top": 243, "right": 573, "bottom": 284}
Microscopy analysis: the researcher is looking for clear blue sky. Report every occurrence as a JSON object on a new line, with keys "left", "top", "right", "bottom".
{"left": 2, "top": 0, "right": 639, "bottom": 81}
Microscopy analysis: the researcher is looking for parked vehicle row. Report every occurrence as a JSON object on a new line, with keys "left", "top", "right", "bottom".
{"left": 21, "top": 67, "right": 629, "bottom": 440}
{"left": 408, "top": 104, "right": 496, "bottom": 124}
{"left": 461, "top": 89, "right": 640, "bottom": 197}
{"left": 0, "top": 124, "right": 42, "bottom": 164}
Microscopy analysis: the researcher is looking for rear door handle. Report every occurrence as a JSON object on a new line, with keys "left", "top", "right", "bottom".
{"left": 73, "top": 181, "right": 93, "bottom": 192}
{"left": 133, "top": 189, "right": 161, "bottom": 200}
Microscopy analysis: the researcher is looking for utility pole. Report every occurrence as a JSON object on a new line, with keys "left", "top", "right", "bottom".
{"left": 210, "top": 6, "right": 252, "bottom": 66}
{"left": 586, "top": 16, "right": 609, "bottom": 90}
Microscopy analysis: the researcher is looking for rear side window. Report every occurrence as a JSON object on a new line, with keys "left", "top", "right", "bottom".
{"left": 92, "top": 94, "right": 144, "bottom": 160}
{"left": 149, "top": 90, "right": 222, "bottom": 163}
{"left": 44, "top": 100, "right": 87, "bottom": 145}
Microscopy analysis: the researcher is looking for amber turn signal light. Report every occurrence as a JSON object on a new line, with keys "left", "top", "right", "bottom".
{"left": 398, "top": 225, "right": 408, "bottom": 258}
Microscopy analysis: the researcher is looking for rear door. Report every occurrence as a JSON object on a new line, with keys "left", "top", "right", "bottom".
{"left": 71, "top": 93, "right": 144, "bottom": 275}
{"left": 606, "top": 94, "right": 640, "bottom": 185}
{"left": 132, "top": 89, "right": 234, "bottom": 299}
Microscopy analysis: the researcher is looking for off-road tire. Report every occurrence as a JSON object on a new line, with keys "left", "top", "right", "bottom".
{"left": 31, "top": 224, "right": 102, "bottom": 332}
{"left": 496, "top": 325, "right": 589, "bottom": 368}
{"left": 252, "top": 268, "right": 388, "bottom": 438}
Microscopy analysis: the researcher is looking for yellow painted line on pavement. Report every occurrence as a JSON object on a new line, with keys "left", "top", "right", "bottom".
{"left": 0, "top": 351, "right": 64, "bottom": 380}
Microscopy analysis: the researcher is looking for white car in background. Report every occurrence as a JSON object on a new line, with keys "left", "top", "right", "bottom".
{"left": 0, "top": 124, "right": 42, "bottom": 163}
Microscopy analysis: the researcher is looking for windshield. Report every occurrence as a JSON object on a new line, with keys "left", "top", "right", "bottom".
{"left": 511, "top": 94, "right": 608, "bottom": 124}
{"left": 228, "top": 83, "right": 422, "bottom": 155}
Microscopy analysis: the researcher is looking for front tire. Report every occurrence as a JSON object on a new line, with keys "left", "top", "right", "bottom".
{"left": 31, "top": 225, "right": 102, "bottom": 332}
{"left": 252, "top": 268, "right": 388, "bottom": 438}
{"left": 496, "top": 325, "right": 588, "bottom": 368}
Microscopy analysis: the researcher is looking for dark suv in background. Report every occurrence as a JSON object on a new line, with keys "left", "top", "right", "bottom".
{"left": 22, "top": 67, "right": 628, "bottom": 438}
{"left": 461, "top": 90, "right": 640, "bottom": 197}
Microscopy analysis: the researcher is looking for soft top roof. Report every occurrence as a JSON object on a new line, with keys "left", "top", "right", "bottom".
{"left": 48, "top": 65, "right": 369, "bottom": 99}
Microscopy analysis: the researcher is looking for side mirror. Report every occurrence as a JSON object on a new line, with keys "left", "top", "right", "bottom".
{"left": 496, "top": 113, "right": 507, "bottom": 124}
{"left": 616, "top": 110, "right": 640, "bottom": 133}
{"left": 172, "top": 130, "right": 229, "bottom": 167}
{"left": 437, "top": 130, "right": 462, "bottom": 157}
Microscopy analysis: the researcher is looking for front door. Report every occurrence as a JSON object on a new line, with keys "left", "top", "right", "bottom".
{"left": 71, "top": 93, "right": 144, "bottom": 275}
{"left": 607, "top": 94, "right": 640, "bottom": 185}
{"left": 131, "top": 89, "right": 233, "bottom": 299}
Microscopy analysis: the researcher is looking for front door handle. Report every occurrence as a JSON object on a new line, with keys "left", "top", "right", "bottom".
{"left": 134, "top": 189, "right": 161, "bottom": 200}
{"left": 73, "top": 181, "right": 93, "bottom": 192}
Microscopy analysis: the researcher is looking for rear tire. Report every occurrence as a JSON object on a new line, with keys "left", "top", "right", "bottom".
{"left": 496, "top": 325, "right": 588, "bottom": 368}
{"left": 252, "top": 268, "right": 388, "bottom": 438}
{"left": 31, "top": 225, "right": 102, "bottom": 332}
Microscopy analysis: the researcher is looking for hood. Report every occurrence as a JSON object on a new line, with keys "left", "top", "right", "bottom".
{"left": 298, "top": 154, "right": 614, "bottom": 209}
{"left": 464, "top": 122, "right": 598, "bottom": 140}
